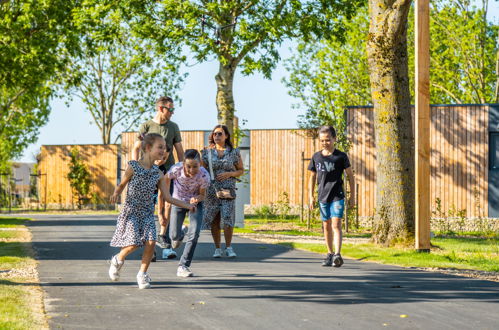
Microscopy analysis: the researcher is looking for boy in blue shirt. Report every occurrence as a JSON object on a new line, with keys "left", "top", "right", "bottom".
{"left": 308, "top": 126, "right": 355, "bottom": 267}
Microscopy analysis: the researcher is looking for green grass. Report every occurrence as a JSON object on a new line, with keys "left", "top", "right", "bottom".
{"left": 0, "top": 218, "right": 46, "bottom": 329}
{"left": 279, "top": 237, "right": 499, "bottom": 272}
{"left": 0, "top": 217, "right": 31, "bottom": 228}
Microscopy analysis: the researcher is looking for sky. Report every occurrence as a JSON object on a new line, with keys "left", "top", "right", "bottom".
{"left": 17, "top": 2, "right": 499, "bottom": 163}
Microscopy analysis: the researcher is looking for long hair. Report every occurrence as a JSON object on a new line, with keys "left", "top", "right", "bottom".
{"left": 208, "top": 125, "right": 233, "bottom": 150}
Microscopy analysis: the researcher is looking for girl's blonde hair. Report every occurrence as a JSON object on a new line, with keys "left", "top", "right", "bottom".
{"left": 138, "top": 133, "right": 169, "bottom": 153}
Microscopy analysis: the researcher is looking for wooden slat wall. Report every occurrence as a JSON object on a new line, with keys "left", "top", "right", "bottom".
{"left": 38, "top": 144, "right": 119, "bottom": 206}
{"left": 347, "top": 105, "right": 489, "bottom": 217}
{"left": 120, "top": 130, "right": 206, "bottom": 167}
{"left": 347, "top": 108, "right": 376, "bottom": 218}
{"left": 250, "top": 129, "right": 317, "bottom": 205}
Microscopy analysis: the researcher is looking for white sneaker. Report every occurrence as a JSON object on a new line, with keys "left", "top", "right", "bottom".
{"left": 177, "top": 265, "right": 193, "bottom": 277}
{"left": 172, "top": 225, "right": 189, "bottom": 249}
{"left": 225, "top": 246, "right": 237, "bottom": 258}
{"left": 137, "top": 273, "right": 151, "bottom": 289}
{"left": 162, "top": 248, "right": 177, "bottom": 259}
{"left": 108, "top": 255, "right": 124, "bottom": 281}
{"left": 213, "top": 248, "right": 222, "bottom": 258}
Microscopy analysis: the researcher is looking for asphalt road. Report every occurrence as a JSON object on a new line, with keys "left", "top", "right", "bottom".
{"left": 26, "top": 214, "right": 499, "bottom": 330}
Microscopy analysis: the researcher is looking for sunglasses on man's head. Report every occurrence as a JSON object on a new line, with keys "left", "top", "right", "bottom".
{"left": 213, "top": 132, "right": 224, "bottom": 137}
{"left": 160, "top": 106, "right": 175, "bottom": 112}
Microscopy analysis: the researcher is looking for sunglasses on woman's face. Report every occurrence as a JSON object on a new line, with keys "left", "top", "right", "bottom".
{"left": 213, "top": 132, "right": 224, "bottom": 137}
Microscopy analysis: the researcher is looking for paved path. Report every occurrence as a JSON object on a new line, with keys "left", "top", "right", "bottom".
{"left": 27, "top": 214, "right": 499, "bottom": 330}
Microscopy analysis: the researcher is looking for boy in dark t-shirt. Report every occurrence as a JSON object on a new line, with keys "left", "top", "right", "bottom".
{"left": 308, "top": 126, "right": 355, "bottom": 267}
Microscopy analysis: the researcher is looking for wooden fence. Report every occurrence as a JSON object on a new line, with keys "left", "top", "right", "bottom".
{"left": 39, "top": 105, "right": 491, "bottom": 216}
{"left": 347, "top": 105, "right": 489, "bottom": 218}
{"left": 249, "top": 129, "right": 317, "bottom": 205}
{"left": 38, "top": 144, "right": 119, "bottom": 207}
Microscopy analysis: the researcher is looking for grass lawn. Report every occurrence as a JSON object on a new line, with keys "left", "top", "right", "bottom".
{"left": 240, "top": 215, "right": 499, "bottom": 273}
{"left": 278, "top": 237, "right": 499, "bottom": 272}
{"left": 0, "top": 217, "right": 47, "bottom": 329}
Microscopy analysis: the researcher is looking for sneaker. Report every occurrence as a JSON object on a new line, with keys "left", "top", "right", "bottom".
{"left": 137, "top": 273, "right": 151, "bottom": 289}
{"left": 225, "top": 246, "right": 237, "bottom": 258}
{"left": 213, "top": 248, "right": 223, "bottom": 258}
{"left": 177, "top": 265, "right": 193, "bottom": 277}
{"left": 108, "top": 255, "right": 124, "bottom": 281}
{"left": 172, "top": 225, "right": 189, "bottom": 249}
{"left": 157, "top": 234, "right": 168, "bottom": 249}
{"left": 333, "top": 253, "right": 344, "bottom": 268}
{"left": 162, "top": 248, "right": 177, "bottom": 259}
{"left": 322, "top": 253, "right": 333, "bottom": 267}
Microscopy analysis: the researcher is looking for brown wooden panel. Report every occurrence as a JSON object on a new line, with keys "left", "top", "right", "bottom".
{"left": 38, "top": 144, "right": 119, "bottom": 207}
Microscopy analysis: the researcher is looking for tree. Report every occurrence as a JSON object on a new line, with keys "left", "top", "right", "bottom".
{"left": 421, "top": 0, "right": 498, "bottom": 103}
{"left": 0, "top": 0, "right": 80, "bottom": 170}
{"left": 64, "top": 5, "right": 186, "bottom": 144}
{"left": 122, "top": 0, "right": 362, "bottom": 136}
{"left": 367, "top": 0, "right": 415, "bottom": 245}
{"left": 67, "top": 148, "right": 91, "bottom": 209}
{"left": 283, "top": 5, "right": 371, "bottom": 150}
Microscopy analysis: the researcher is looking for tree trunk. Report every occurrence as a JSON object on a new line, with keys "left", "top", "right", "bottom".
{"left": 367, "top": 0, "right": 415, "bottom": 245}
{"left": 215, "top": 62, "right": 236, "bottom": 137}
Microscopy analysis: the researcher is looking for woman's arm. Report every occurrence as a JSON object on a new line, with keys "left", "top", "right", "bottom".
{"left": 110, "top": 165, "right": 133, "bottom": 203}
{"left": 216, "top": 155, "right": 244, "bottom": 181}
{"left": 157, "top": 174, "right": 195, "bottom": 211}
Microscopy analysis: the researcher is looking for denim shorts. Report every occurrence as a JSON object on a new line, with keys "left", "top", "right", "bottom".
{"left": 319, "top": 199, "right": 345, "bottom": 221}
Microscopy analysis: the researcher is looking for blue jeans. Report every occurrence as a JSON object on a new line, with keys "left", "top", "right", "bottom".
{"left": 319, "top": 199, "right": 345, "bottom": 221}
{"left": 169, "top": 202, "right": 203, "bottom": 267}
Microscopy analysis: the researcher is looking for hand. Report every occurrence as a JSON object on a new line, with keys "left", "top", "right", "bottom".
{"left": 158, "top": 215, "right": 168, "bottom": 226}
{"left": 188, "top": 204, "right": 197, "bottom": 213}
{"left": 216, "top": 172, "right": 232, "bottom": 181}
{"left": 309, "top": 198, "right": 316, "bottom": 209}
{"left": 190, "top": 197, "right": 200, "bottom": 205}
{"left": 110, "top": 193, "right": 119, "bottom": 204}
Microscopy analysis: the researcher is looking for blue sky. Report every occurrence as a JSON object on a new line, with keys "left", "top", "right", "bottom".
{"left": 18, "top": 2, "right": 499, "bottom": 163}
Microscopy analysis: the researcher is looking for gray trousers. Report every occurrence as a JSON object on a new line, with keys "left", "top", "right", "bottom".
{"left": 169, "top": 202, "right": 203, "bottom": 267}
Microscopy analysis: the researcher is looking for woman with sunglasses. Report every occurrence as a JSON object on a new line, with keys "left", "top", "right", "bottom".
{"left": 201, "top": 125, "right": 244, "bottom": 258}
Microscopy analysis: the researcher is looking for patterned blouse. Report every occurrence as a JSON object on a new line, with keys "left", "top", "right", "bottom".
{"left": 167, "top": 162, "right": 210, "bottom": 202}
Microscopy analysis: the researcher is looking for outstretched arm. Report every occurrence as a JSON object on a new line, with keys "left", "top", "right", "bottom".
{"left": 110, "top": 165, "right": 133, "bottom": 203}
{"left": 158, "top": 174, "right": 195, "bottom": 211}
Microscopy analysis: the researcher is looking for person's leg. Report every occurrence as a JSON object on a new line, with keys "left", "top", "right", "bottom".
{"left": 170, "top": 206, "right": 187, "bottom": 247}
{"left": 179, "top": 203, "right": 203, "bottom": 268}
{"left": 139, "top": 240, "right": 156, "bottom": 273}
{"left": 109, "top": 245, "right": 139, "bottom": 281}
{"left": 223, "top": 225, "right": 233, "bottom": 247}
{"left": 118, "top": 245, "right": 139, "bottom": 261}
{"left": 332, "top": 217, "right": 342, "bottom": 254}
{"left": 211, "top": 212, "right": 222, "bottom": 248}
{"left": 323, "top": 219, "right": 334, "bottom": 254}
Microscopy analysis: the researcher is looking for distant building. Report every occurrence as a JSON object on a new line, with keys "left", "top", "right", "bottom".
{"left": 12, "top": 162, "right": 35, "bottom": 198}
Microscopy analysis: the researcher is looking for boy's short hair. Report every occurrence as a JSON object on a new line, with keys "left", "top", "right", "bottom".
{"left": 318, "top": 125, "right": 337, "bottom": 138}
{"left": 155, "top": 96, "right": 173, "bottom": 105}
{"left": 184, "top": 149, "right": 200, "bottom": 161}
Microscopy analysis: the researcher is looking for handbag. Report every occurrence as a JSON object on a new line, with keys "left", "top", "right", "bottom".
{"left": 207, "top": 148, "right": 236, "bottom": 200}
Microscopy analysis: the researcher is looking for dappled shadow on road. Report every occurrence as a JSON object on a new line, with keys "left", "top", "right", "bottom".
{"left": 31, "top": 269, "right": 499, "bottom": 306}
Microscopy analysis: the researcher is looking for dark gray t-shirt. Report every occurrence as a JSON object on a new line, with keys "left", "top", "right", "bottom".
{"left": 138, "top": 119, "right": 182, "bottom": 171}
{"left": 308, "top": 149, "right": 351, "bottom": 204}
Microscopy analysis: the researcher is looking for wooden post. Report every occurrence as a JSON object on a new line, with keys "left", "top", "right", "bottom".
{"left": 415, "top": 0, "right": 431, "bottom": 252}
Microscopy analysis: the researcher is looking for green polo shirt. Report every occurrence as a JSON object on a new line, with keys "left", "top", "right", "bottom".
{"left": 138, "top": 119, "right": 182, "bottom": 170}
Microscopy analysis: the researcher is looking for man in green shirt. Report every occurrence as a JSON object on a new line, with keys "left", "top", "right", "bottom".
{"left": 132, "top": 96, "right": 184, "bottom": 259}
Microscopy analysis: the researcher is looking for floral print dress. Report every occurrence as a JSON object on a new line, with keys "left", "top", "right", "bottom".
{"left": 110, "top": 160, "right": 160, "bottom": 247}
{"left": 202, "top": 147, "right": 241, "bottom": 228}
